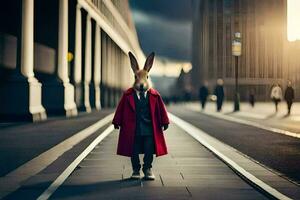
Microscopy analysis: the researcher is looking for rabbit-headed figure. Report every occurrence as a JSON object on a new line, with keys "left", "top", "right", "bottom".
{"left": 112, "top": 52, "right": 169, "bottom": 180}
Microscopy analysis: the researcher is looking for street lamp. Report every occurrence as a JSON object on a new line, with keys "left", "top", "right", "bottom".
{"left": 232, "top": 32, "right": 241, "bottom": 111}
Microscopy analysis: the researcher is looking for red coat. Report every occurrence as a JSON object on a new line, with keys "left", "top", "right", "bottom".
{"left": 112, "top": 88, "right": 169, "bottom": 157}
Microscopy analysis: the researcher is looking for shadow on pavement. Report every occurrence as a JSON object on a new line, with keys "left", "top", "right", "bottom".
{"left": 51, "top": 178, "right": 142, "bottom": 199}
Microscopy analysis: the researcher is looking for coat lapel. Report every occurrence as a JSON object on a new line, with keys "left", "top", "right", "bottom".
{"left": 149, "top": 92, "right": 157, "bottom": 117}
{"left": 128, "top": 93, "right": 136, "bottom": 111}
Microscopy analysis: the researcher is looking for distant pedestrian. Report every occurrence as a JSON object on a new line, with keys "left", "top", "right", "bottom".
{"left": 249, "top": 88, "right": 255, "bottom": 107}
{"left": 270, "top": 83, "right": 282, "bottom": 112}
{"left": 183, "top": 90, "right": 191, "bottom": 102}
{"left": 214, "top": 79, "right": 225, "bottom": 112}
{"left": 284, "top": 81, "right": 294, "bottom": 115}
{"left": 199, "top": 81, "right": 209, "bottom": 110}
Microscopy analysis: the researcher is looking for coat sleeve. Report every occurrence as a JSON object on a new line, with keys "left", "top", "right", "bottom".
{"left": 157, "top": 95, "right": 169, "bottom": 126}
{"left": 112, "top": 93, "right": 126, "bottom": 126}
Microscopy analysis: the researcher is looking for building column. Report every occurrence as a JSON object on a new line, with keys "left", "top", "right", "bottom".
{"left": 100, "top": 33, "right": 107, "bottom": 108}
{"left": 94, "top": 25, "right": 102, "bottom": 110}
{"left": 57, "top": 0, "right": 77, "bottom": 116}
{"left": 74, "top": 5, "right": 83, "bottom": 108}
{"left": 40, "top": 0, "right": 77, "bottom": 116}
{"left": 21, "top": 0, "right": 34, "bottom": 78}
{"left": 0, "top": 0, "right": 46, "bottom": 121}
{"left": 58, "top": 0, "right": 69, "bottom": 83}
{"left": 84, "top": 15, "right": 92, "bottom": 112}
{"left": 106, "top": 38, "right": 112, "bottom": 107}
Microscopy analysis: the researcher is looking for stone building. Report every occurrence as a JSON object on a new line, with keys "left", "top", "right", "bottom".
{"left": 0, "top": 0, "right": 144, "bottom": 121}
{"left": 192, "top": 0, "right": 300, "bottom": 101}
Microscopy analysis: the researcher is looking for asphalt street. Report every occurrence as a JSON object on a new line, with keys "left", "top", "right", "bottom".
{"left": 169, "top": 105, "right": 300, "bottom": 184}
{"left": 0, "top": 110, "right": 113, "bottom": 177}
{"left": 2, "top": 105, "right": 300, "bottom": 199}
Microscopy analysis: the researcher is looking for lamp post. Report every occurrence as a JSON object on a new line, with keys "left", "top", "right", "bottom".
{"left": 232, "top": 32, "right": 241, "bottom": 111}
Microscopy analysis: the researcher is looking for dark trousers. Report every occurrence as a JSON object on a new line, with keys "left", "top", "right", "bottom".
{"left": 200, "top": 99, "right": 207, "bottom": 109}
{"left": 131, "top": 135, "right": 154, "bottom": 171}
{"left": 272, "top": 98, "right": 280, "bottom": 112}
{"left": 287, "top": 100, "right": 293, "bottom": 114}
{"left": 217, "top": 99, "right": 223, "bottom": 111}
{"left": 249, "top": 95, "right": 255, "bottom": 107}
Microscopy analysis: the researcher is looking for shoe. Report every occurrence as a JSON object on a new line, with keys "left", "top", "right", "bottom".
{"left": 131, "top": 170, "right": 140, "bottom": 179}
{"left": 143, "top": 168, "right": 155, "bottom": 180}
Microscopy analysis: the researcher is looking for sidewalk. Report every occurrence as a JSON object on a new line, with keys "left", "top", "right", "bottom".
{"left": 2, "top": 107, "right": 299, "bottom": 199}
{"left": 48, "top": 123, "right": 268, "bottom": 200}
{"left": 187, "top": 101, "right": 300, "bottom": 136}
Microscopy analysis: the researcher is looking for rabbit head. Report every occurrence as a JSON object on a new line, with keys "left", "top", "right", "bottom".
{"left": 128, "top": 51, "right": 155, "bottom": 92}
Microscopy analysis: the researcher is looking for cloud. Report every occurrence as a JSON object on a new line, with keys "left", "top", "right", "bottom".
{"left": 129, "top": 0, "right": 192, "bottom": 22}
{"left": 132, "top": 9, "right": 192, "bottom": 61}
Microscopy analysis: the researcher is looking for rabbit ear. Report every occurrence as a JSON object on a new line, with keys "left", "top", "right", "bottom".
{"left": 128, "top": 52, "right": 139, "bottom": 73}
{"left": 143, "top": 52, "right": 155, "bottom": 72}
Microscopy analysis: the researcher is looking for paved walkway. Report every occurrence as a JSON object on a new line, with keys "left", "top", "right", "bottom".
{"left": 169, "top": 105, "right": 300, "bottom": 199}
{"left": 2, "top": 103, "right": 299, "bottom": 199}
{"left": 50, "top": 124, "right": 267, "bottom": 200}
{"left": 187, "top": 101, "right": 300, "bottom": 135}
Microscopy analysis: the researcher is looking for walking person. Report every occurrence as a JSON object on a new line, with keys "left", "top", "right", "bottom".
{"left": 284, "top": 81, "right": 294, "bottom": 115}
{"left": 270, "top": 83, "right": 282, "bottom": 112}
{"left": 249, "top": 88, "right": 255, "bottom": 107}
{"left": 214, "top": 79, "right": 225, "bottom": 112}
{"left": 199, "top": 81, "right": 209, "bottom": 110}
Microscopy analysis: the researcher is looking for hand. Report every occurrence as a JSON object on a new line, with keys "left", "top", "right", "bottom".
{"left": 114, "top": 124, "right": 120, "bottom": 129}
{"left": 162, "top": 124, "right": 168, "bottom": 131}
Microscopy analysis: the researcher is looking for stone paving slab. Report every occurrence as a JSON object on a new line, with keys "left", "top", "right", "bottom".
{"left": 51, "top": 123, "right": 268, "bottom": 200}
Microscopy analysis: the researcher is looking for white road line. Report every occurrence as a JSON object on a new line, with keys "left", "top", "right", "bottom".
{"left": 37, "top": 125, "right": 115, "bottom": 200}
{"left": 169, "top": 113, "right": 292, "bottom": 200}
{"left": 0, "top": 113, "right": 114, "bottom": 199}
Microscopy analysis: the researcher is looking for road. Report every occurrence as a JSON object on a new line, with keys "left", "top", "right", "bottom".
{"left": 1, "top": 104, "right": 300, "bottom": 199}
{"left": 169, "top": 104, "right": 300, "bottom": 184}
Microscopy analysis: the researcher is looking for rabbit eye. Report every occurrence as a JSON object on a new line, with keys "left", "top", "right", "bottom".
{"left": 134, "top": 75, "right": 137, "bottom": 79}
{"left": 147, "top": 76, "right": 149, "bottom": 79}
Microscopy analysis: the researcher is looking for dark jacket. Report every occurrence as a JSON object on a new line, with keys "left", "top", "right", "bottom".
{"left": 133, "top": 92, "right": 153, "bottom": 136}
{"left": 214, "top": 85, "right": 224, "bottom": 101}
{"left": 284, "top": 86, "right": 294, "bottom": 102}
{"left": 199, "top": 86, "right": 209, "bottom": 101}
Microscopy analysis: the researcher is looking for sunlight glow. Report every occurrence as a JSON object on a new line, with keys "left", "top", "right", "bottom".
{"left": 287, "top": 0, "right": 300, "bottom": 41}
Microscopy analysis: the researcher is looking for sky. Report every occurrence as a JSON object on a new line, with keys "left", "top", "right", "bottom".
{"left": 129, "top": 0, "right": 193, "bottom": 62}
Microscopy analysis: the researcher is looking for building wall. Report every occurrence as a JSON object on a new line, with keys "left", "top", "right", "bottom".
{"left": 0, "top": 0, "right": 142, "bottom": 121}
{"left": 192, "top": 0, "right": 300, "bottom": 101}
